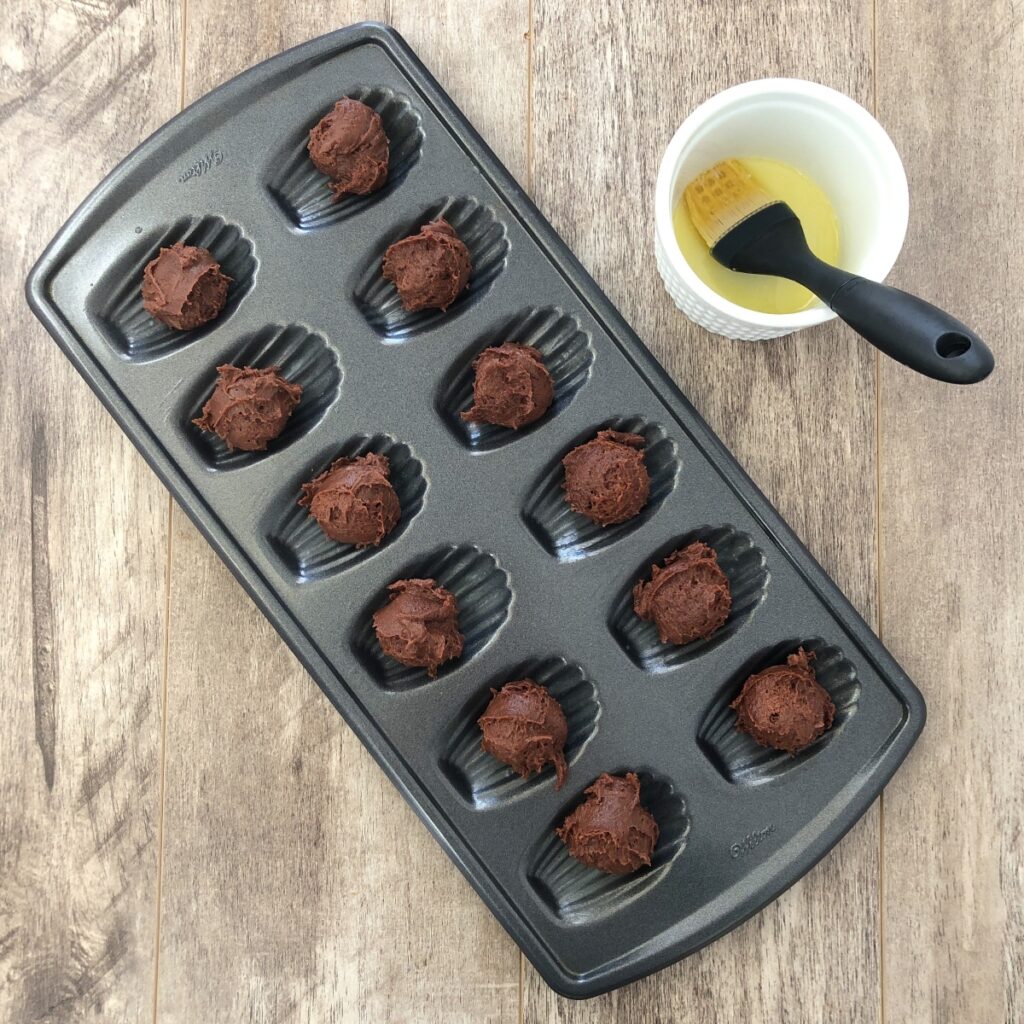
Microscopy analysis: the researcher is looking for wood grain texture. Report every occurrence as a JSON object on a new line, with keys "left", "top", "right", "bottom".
{"left": 6, "top": 1, "right": 1023, "bottom": 1021}
{"left": 0, "top": 2, "right": 179, "bottom": 1022}
{"left": 523, "top": 1, "right": 881, "bottom": 1020}
{"left": 876, "top": 1, "right": 1024, "bottom": 1022}
{"left": 153, "top": 4, "right": 526, "bottom": 1022}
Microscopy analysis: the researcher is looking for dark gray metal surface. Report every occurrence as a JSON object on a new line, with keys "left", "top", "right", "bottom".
{"left": 26, "top": 22, "right": 925, "bottom": 998}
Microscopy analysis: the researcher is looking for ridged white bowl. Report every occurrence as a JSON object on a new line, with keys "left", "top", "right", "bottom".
{"left": 654, "top": 79, "right": 909, "bottom": 341}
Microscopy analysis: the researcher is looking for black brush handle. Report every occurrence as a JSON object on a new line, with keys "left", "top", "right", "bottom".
{"left": 797, "top": 259, "right": 993, "bottom": 385}
{"left": 716, "top": 206, "right": 995, "bottom": 385}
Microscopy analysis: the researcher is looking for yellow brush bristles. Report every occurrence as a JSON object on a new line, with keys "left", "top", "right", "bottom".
{"left": 683, "top": 159, "right": 776, "bottom": 248}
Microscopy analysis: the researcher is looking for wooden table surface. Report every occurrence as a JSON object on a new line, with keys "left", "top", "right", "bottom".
{"left": 2, "top": 2, "right": 1022, "bottom": 1021}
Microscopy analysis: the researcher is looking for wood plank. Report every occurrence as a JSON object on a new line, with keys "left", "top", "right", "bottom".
{"left": 876, "top": 1, "right": 1024, "bottom": 1021}
{"left": 153, "top": 5, "right": 527, "bottom": 1021}
{"left": 524, "top": 1, "right": 881, "bottom": 1019}
{"left": 0, "top": 1, "right": 180, "bottom": 1021}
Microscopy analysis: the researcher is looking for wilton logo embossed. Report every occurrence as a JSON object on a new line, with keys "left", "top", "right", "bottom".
{"left": 178, "top": 149, "right": 224, "bottom": 183}
{"left": 729, "top": 824, "right": 775, "bottom": 859}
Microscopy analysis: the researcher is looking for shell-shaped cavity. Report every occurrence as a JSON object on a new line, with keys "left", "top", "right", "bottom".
{"left": 351, "top": 545, "right": 512, "bottom": 690}
{"left": 697, "top": 638, "right": 862, "bottom": 785}
{"left": 353, "top": 196, "right": 509, "bottom": 342}
{"left": 183, "top": 324, "right": 341, "bottom": 470}
{"left": 436, "top": 307, "right": 594, "bottom": 450}
{"left": 88, "top": 216, "right": 256, "bottom": 362}
{"left": 525, "top": 770, "right": 689, "bottom": 924}
{"left": 521, "top": 417, "right": 679, "bottom": 562}
{"left": 265, "top": 85, "right": 424, "bottom": 231}
{"left": 262, "top": 434, "right": 426, "bottom": 582}
{"left": 439, "top": 657, "right": 601, "bottom": 808}
{"left": 609, "top": 525, "right": 770, "bottom": 672}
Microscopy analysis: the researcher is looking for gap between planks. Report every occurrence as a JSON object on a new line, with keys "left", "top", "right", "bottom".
{"left": 151, "top": 494, "right": 173, "bottom": 1024}
{"left": 520, "top": 0, "right": 534, "bottom": 1014}
{"left": 870, "top": 1, "right": 887, "bottom": 1021}
{"left": 152, "top": 2, "right": 188, "bottom": 1020}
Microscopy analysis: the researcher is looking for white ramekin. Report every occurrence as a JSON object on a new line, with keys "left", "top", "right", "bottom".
{"left": 654, "top": 78, "right": 910, "bottom": 341}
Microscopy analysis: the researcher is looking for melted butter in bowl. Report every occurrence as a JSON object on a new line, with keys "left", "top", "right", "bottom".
{"left": 673, "top": 156, "right": 840, "bottom": 315}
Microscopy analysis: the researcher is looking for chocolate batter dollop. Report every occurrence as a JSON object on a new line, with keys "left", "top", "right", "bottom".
{"left": 462, "top": 343, "right": 554, "bottom": 429}
{"left": 731, "top": 648, "right": 835, "bottom": 754}
{"left": 478, "top": 679, "right": 568, "bottom": 788}
{"left": 372, "top": 578, "right": 464, "bottom": 677}
{"left": 382, "top": 218, "right": 471, "bottom": 312}
{"left": 633, "top": 541, "right": 732, "bottom": 645}
{"left": 141, "top": 243, "right": 230, "bottom": 331}
{"left": 556, "top": 772, "right": 659, "bottom": 875}
{"left": 562, "top": 429, "right": 650, "bottom": 526}
{"left": 307, "top": 97, "right": 389, "bottom": 199}
{"left": 299, "top": 452, "right": 400, "bottom": 547}
{"left": 193, "top": 365, "right": 301, "bottom": 452}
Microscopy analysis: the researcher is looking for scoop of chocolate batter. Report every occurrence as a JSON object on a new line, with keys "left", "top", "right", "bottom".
{"left": 382, "top": 218, "right": 471, "bottom": 312}
{"left": 633, "top": 541, "right": 732, "bottom": 646}
{"left": 141, "top": 243, "right": 230, "bottom": 331}
{"left": 556, "top": 772, "right": 659, "bottom": 875}
{"left": 192, "top": 365, "right": 301, "bottom": 452}
{"left": 562, "top": 429, "right": 650, "bottom": 526}
{"left": 731, "top": 648, "right": 835, "bottom": 754}
{"left": 307, "top": 97, "right": 389, "bottom": 199}
{"left": 299, "top": 452, "right": 400, "bottom": 547}
{"left": 462, "top": 343, "right": 554, "bottom": 429}
{"left": 478, "top": 679, "right": 568, "bottom": 788}
{"left": 372, "top": 578, "right": 464, "bottom": 677}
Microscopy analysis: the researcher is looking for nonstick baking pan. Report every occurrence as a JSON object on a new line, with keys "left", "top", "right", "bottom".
{"left": 26, "top": 22, "right": 925, "bottom": 998}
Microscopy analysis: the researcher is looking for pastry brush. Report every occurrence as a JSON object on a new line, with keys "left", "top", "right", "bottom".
{"left": 684, "top": 160, "right": 993, "bottom": 384}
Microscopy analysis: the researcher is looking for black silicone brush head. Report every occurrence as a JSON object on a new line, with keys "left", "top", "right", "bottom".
{"left": 710, "top": 202, "right": 818, "bottom": 279}
{"left": 709, "top": 201, "right": 855, "bottom": 304}
{"left": 683, "top": 162, "right": 827, "bottom": 286}
{"left": 684, "top": 160, "right": 830, "bottom": 290}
